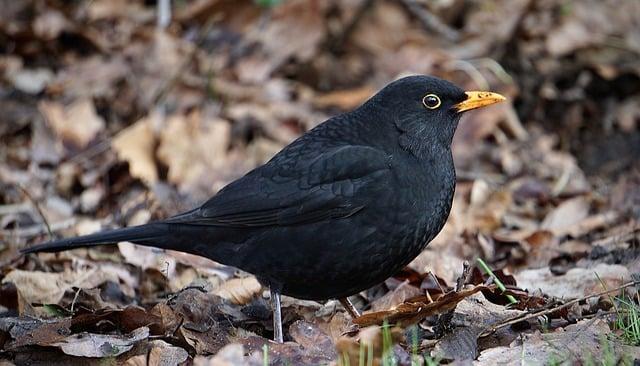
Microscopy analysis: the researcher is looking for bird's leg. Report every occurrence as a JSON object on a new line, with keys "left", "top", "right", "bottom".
{"left": 339, "top": 297, "right": 361, "bottom": 318}
{"left": 270, "top": 287, "right": 284, "bottom": 343}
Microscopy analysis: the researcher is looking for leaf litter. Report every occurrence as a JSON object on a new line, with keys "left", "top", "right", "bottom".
{"left": 1, "top": 0, "right": 639, "bottom": 364}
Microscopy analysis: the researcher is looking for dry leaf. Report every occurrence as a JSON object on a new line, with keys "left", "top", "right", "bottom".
{"left": 117, "top": 242, "right": 176, "bottom": 279}
{"left": 2, "top": 268, "right": 120, "bottom": 305}
{"left": 288, "top": 320, "right": 336, "bottom": 359}
{"left": 157, "top": 113, "right": 231, "bottom": 193}
{"left": 370, "top": 281, "right": 422, "bottom": 312}
{"left": 148, "top": 340, "right": 189, "bottom": 365}
{"left": 354, "top": 285, "right": 490, "bottom": 327}
{"left": 112, "top": 116, "right": 158, "bottom": 185}
{"left": 234, "top": 0, "right": 326, "bottom": 83}
{"left": 541, "top": 197, "right": 590, "bottom": 236}
{"left": 51, "top": 327, "right": 149, "bottom": 358}
{"left": 514, "top": 263, "right": 631, "bottom": 299}
{"left": 9, "top": 68, "right": 54, "bottom": 94}
{"left": 477, "top": 319, "right": 635, "bottom": 365}
{"left": 213, "top": 277, "right": 262, "bottom": 305}
{"left": 39, "top": 99, "right": 105, "bottom": 149}
{"left": 335, "top": 325, "right": 404, "bottom": 366}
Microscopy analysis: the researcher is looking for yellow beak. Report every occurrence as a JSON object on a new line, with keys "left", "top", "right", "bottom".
{"left": 453, "top": 91, "right": 506, "bottom": 113}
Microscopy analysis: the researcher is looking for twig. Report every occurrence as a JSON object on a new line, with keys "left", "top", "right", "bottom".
{"left": 428, "top": 271, "right": 446, "bottom": 294}
{"left": 445, "top": 60, "right": 489, "bottom": 90}
{"left": 399, "top": 0, "right": 459, "bottom": 42}
{"left": 1, "top": 218, "right": 75, "bottom": 238}
{"left": 455, "top": 260, "right": 472, "bottom": 292}
{"left": 327, "top": 0, "right": 375, "bottom": 53}
{"left": 436, "top": 261, "right": 472, "bottom": 337}
{"left": 480, "top": 280, "right": 640, "bottom": 337}
{"left": 17, "top": 184, "right": 53, "bottom": 240}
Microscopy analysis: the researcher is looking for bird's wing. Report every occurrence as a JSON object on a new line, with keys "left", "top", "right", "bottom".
{"left": 165, "top": 145, "right": 392, "bottom": 227}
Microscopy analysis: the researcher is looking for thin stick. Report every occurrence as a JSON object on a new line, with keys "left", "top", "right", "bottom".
{"left": 480, "top": 280, "right": 640, "bottom": 337}
{"left": 399, "top": 0, "right": 459, "bottom": 41}
{"left": 456, "top": 261, "right": 471, "bottom": 292}
{"left": 17, "top": 184, "right": 53, "bottom": 240}
{"left": 340, "top": 297, "right": 361, "bottom": 318}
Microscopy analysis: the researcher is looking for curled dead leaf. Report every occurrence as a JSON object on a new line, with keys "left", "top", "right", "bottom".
{"left": 354, "top": 285, "right": 491, "bottom": 327}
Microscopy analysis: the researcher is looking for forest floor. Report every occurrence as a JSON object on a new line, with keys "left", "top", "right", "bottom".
{"left": 1, "top": 0, "right": 639, "bottom": 365}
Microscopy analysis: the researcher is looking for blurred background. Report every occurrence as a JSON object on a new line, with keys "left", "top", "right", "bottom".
{"left": 1, "top": 0, "right": 639, "bottom": 363}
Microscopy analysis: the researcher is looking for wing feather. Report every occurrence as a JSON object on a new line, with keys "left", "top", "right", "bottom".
{"left": 165, "top": 145, "right": 391, "bottom": 227}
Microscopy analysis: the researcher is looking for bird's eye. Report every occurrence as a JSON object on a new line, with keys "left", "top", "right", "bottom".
{"left": 422, "top": 94, "right": 441, "bottom": 109}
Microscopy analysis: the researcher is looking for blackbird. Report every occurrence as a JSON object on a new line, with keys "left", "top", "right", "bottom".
{"left": 22, "top": 75, "right": 505, "bottom": 342}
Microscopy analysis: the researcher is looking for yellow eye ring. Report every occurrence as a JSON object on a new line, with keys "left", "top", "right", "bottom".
{"left": 422, "top": 94, "right": 441, "bottom": 109}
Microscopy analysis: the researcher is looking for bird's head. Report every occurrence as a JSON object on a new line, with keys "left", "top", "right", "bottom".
{"left": 366, "top": 75, "right": 505, "bottom": 152}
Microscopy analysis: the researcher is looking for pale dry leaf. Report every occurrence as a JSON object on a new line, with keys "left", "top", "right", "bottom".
{"left": 541, "top": 196, "right": 589, "bottom": 236}
{"left": 117, "top": 242, "right": 176, "bottom": 279}
{"left": 476, "top": 319, "right": 635, "bottom": 365}
{"left": 2, "top": 268, "right": 121, "bottom": 305}
{"left": 9, "top": 68, "right": 54, "bottom": 94}
{"left": 52, "top": 56, "right": 129, "bottom": 99}
{"left": 194, "top": 343, "right": 255, "bottom": 366}
{"left": 157, "top": 113, "right": 230, "bottom": 193}
{"left": 32, "top": 10, "right": 72, "bottom": 40}
{"left": 213, "top": 277, "right": 262, "bottom": 305}
{"left": 148, "top": 340, "right": 189, "bottom": 365}
{"left": 40, "top": 99, "right": 105, "bottom": 149}
{"left": 51, "top": 327, "right": 149, "bottom": 358}
{"left": 112, "top": 117, "right": 158, "bottom": 185}
{"left": 514, "top": 263, "right": 631, "bottom": 299}
{"left": 86, "top": 0, "right": 154, "bottom": 22}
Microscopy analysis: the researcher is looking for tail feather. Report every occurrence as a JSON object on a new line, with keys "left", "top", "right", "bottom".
{"left": 20, "top": 223, "right": 168, "bottom": 254}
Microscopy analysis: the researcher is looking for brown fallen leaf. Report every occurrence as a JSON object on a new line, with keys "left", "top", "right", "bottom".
{"left": 148, "top": 340, "right": 189, "bottom": 365}
{"left": 289, "top": 320, "right": 337, "bottom": 360}
{"left": 111, "top": 116, "right": 158, "bottom": 185}
{"left": 157, "top": 112, "right": 231, "bottom": 194}
{"left": 370, "top": 280, "right": 422, "bottom": 312}
{"left": 213, "top": 277, "right": 262, "bottom": 305}
{"left": 2, "top": 268, "right": 121, "bottom": 305}
{"left": 234, "top": 0, "right": 327, "bottom": 83}
{"left": 39, "top": 99, "right": 105, "bottom": 149}
{"left": 354, "top": 285, "right": 491, "bottom": 327}
{"left": 432, "top": 293, "right": 524, "bottom": 361}
{"left": 335, "top": 325, "right": 404, "bottom": 366}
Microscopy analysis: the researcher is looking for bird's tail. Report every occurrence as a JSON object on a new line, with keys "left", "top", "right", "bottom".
{"left": 20, "top": 223, "right": 170, "bottom": 254}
